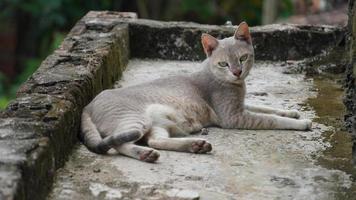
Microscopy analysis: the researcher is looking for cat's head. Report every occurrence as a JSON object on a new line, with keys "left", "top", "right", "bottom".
{"left": 201, "top": 22, "right": 254, "bottom": 84}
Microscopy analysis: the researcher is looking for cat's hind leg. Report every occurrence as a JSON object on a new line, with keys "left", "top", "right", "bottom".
{"left": 146, "top": 126, "right": 212, "bottom": 153}
{"left": 113, "top": 143, "right": 160, "bottom": 163}
{"left": 245, "top": 104, "right": 301, "bottom": 119}
{"left": 104, "top": 120, "right": 161, "bottom": 162}
{"left": 225, "top": 111, "right": 311, "bottom": 130}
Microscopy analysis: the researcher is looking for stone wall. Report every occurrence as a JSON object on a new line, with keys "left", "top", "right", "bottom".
{"left": 0, "top": 11, "right": 348, "bottom": 200}
{"left": 129, "top": 20, "right": 344, "bottom": 61}
{"left": 346, "top": 0, "right": 356, "bottom": 162}
{"left": 0, "top": 12, "right": 130, "bottom": 200}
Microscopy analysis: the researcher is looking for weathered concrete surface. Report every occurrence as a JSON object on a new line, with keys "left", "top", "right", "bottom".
{"left": 346, "top": 0, "right": 356, "bottom": 162}
{"left": 0, "top": 12, "right": 131, "bottom": 200}
{"left": 48, "top": 59, "right": 355, "bottom": 200}
{"left": 129, "top": 20, "right": 344, "bottom": 61}
{"left": 74, "top": 11, "right": 344, "bottom": 61}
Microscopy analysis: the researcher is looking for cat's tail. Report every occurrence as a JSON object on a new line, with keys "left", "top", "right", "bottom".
{"left": 81, "top": 111, "right": 144, "bottom": 154}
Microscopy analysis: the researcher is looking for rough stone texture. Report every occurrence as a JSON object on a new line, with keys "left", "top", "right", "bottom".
{"left": 0, "top": 11, "right": 130, "bottom": 200}
{"left": 298, "top": 24, "right": 348, "bottom": 76}
{"left": 48, "top": 59, "right": 355, "bottom": 200}
{"left": 0, "top": 10, "right": 351, "bottom": 200}
{"left": 61, "top": 12, "right": 344, "bottom": 61}
{"left": 346, "top": 0, "right": 356, "bottom": 162}
{"left": 129, "top": 20, "right": 344, "bottom": 61}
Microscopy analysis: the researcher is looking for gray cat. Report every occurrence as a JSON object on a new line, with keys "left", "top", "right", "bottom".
{"left": 81, "top": 22, "right": 311, "bottom": 162}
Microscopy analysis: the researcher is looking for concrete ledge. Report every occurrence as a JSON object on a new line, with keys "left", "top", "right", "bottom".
{"left": 128, "top": 19, "right": 344, "bottom": 61}
{"left": 0, "top": 11, "right": 130, "bottom": 200}
{"left": 346, "top": 0, "right": 356, "bottom": 163}
{"left": 71, "top": 11, "right": 344, "bottom": 61}
{"left": 0, "top": 11, "right": 349, "bottom": 200}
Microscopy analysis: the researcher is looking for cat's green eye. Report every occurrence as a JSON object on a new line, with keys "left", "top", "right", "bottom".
{"left": 240, "top": 55, "right": 248, "bottom": 63}
{"left": 218, "top": 62, "right": 229, "bottom": 68}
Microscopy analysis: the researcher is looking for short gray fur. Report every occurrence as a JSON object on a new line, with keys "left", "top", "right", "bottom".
{"left": 81, "top": 22, "right": 311, "bottom": 162}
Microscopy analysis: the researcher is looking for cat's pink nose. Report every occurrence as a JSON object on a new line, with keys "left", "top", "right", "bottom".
{"left": 233, "top": 69, "right": 242, "bottom": 77}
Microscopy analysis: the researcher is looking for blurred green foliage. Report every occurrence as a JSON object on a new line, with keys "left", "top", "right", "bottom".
{"left": 0, "top": 0, "right": 117, "bottom": 109}
{"left": 0, "top": 0, "right": 294, "bottom": 109}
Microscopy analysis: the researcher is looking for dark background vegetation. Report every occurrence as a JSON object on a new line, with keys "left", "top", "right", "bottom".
{"left": 0, "top": 0, "right": 347, "bottom": 108}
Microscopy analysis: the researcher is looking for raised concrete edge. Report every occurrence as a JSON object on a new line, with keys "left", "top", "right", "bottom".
{"left": 127, "top": 18, "right": 345, "bottom": 61}
{"left": 75, "top": 11, "right": 345, "bottom": 61}
{"left": 0, "top": 11, "right": 131, "bottom": 200}
{"left": 346, "top": 0, "right": 356, "bottom": 163}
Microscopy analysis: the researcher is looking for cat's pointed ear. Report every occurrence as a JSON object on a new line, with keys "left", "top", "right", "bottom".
{"left": 234, "top": 21, "right": 251, "bottom": 44}
{"left": 201, "top": 33, "right": 219, "bottom": 57}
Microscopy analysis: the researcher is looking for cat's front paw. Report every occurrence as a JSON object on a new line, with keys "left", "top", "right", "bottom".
{"left": 139, "top": 149, "right": 160, "bottom": 163}
{"left": 281, "top": 110, "right": 301, "bottom": 119}
{"left": 190, "top": 140, "right": 212, "bottom": 154}
{"left": 301, "top": 119, "right": 312, "bottom": 130}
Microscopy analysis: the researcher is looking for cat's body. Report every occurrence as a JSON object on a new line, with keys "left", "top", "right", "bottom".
{"left": 81, "top": 22, "right": 311, "bottom": 162}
